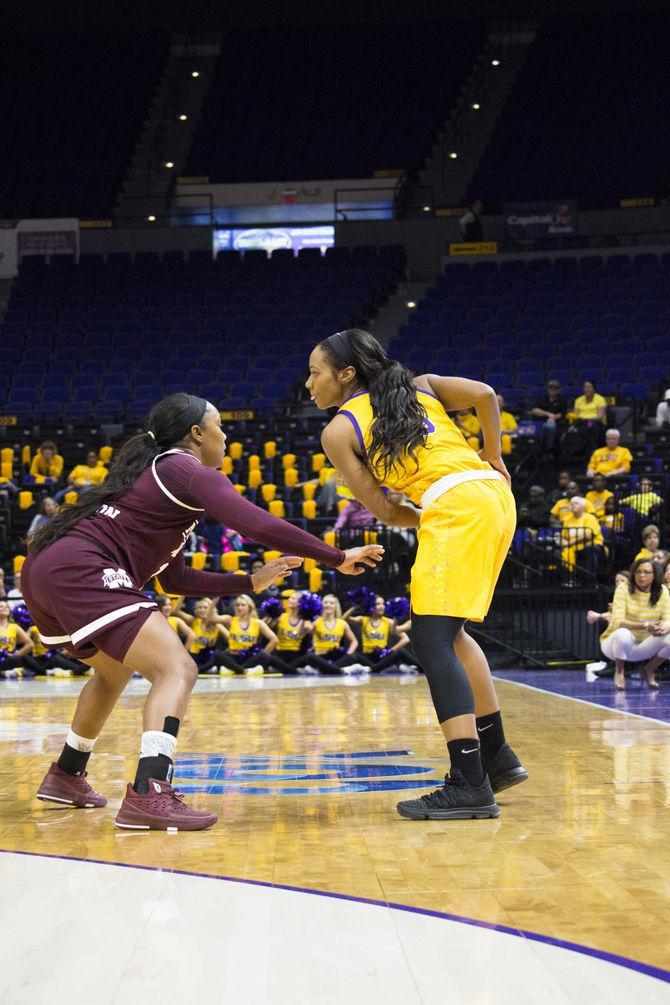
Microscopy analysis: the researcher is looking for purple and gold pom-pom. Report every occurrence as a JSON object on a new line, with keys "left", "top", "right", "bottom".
{"left": 346, "top": 586, "right": 376, "bottom": 613}
{"left": 260, "top": 597, "right": 283, "bottom": 619}
{"left": 385, "top": 596, "right": 410, "bottom": 622}
{"left": 298, "top": 592, "right": 323, "bottom": 620}
{"left": 10, "top": 604, "right": 33, "bottom": 630}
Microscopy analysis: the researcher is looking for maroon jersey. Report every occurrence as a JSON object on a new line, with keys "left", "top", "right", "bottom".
{"left": 64, "top": 449, "right": 345, "bottom": 594}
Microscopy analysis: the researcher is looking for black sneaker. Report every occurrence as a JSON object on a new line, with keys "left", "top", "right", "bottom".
{"left": 396, "top": 770, "right": 500, "bottom": 820}
{"left": 483, "top": 742, "right": 528, "bottom": 794}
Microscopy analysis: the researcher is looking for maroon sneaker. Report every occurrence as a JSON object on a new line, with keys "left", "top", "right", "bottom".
{"left": 115, "top": 778, "right": 218, "bottom": 832}
{"left": 36, "top": 762, "right": 107, "bottom": 808}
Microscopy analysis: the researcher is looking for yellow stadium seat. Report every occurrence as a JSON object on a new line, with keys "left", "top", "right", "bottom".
{"left": 229, "top": 442, "right": 243, "bottom": 460}
{"left": 281, "top": 453, "right": 296, "bottom": 469}
{"left": 220, "top": 456, "right": 233, "bottom": 475}
{"left": 364, "top": 530, "right": 378, "bottom": 545}
{"left": 302, "top": 483, "right": 316, "bottom": 501}
{"left": 323, "top": 530, "right": 336, "bottom": 547}
{"left": 248, "top": 454, "right": 261, "bottom": 471}
{"left": 501, "top": 433, "right": 512, "bottom": 456}
{"left": 302, "top": 500, "right": 317, "bottom": 519}
{"left": 64, "top": 491, "right": 78, "bottom": 505}
{"left": 269, "top": 499, "right": 285, "bottom": 518}
{"left": 13, "top": 555, "right": 26, "bottom": 574}
{"left": 191, "top": 552, "right": 207, "bottom": 570}
{"left": 263, "top": 441, "right": 277, "bottom": 459}
{"left": 221, "top": 552, "right": 240, "bottom": 572}
{"left": 319, "top": 466, "right": 336, "bottom": 485}
{"left": 99, "top": 446, "right": 113, "bottom": 464}
{"left": 303, "top": 557, "right": 317, "bottom": 573}
{"left": 1, "top": 462, "right": 12, "bottom": 480}
{"left": 263, "top": 549, "right": 282, "bottom": 563}
{"left": 248, "top": 469, "right": 262, "bottom": 489}
{"left": 309, "top": 567, "right": 323, "bottom": 593}
{"left": 261, "top": 483, "right": 277, "bottom": 502}
{"left": 18, "top": 491, "right": 33, "bottom": 509}
{"left": 337, "top": 499, "right": 349, "bottom": 514}
{"left": 234, "top": 484, "right": 246, "bottom": 495}
{"left": 284, "top": 467, "right": 298, "bottom": 487}
{"left": 1, "top": 448, "right": 14, "bottom": 466}
{"left": 21, "top": 445, "right": 31, "bottom": 466}
{"left": 311, "top": 453, "right": 325, "bottom": 473}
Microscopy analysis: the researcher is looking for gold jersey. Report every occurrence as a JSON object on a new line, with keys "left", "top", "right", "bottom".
{"left": 337, "top": 389, "right": 489, "bottom": 505}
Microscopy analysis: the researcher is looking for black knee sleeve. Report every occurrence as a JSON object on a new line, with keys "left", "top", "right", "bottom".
{"left": 411, "top": 613, "right": 474, "bottom": 722}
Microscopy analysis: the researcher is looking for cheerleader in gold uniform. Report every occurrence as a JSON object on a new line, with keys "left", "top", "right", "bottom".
{"left": 173, "top": 596, "right": 228, "bottom": 673}
{"left": 218, "top": 595, "right": 279, "bottom": 676}
{"left": 343, "top": 594, "right": 417, "bottom": 672}
{"left": 263, "top": 592, "right": 313, "bottom": 674}
{"left": 290, "top": 594, "right": 362, "bottom": 675}
{"left": 306, "top": 328, "right": 527, "bottom": 820}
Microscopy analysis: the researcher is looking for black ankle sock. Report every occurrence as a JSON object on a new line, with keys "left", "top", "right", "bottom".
{"left": 476, "top": 710, "right": 505, "bottom": 762}
{"left": 447, "top": 738, "right": 485, "bottom": 786}
{"left": 57, "top": 743, "right": 91, "bottom": 776}
{"left": 134, "top": 754, "right": 173, "bottom": 795}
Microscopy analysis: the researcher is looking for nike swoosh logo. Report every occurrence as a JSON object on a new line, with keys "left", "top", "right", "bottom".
{"left": 478, "top": 723, "right": 493, "bottom": 731}
{"left": 461, "top": 748, "right": 479, "bottom": 754}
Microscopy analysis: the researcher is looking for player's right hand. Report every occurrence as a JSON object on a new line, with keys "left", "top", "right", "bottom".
{"left": 336, "top": 544, "right": 384, "bottom": 576}
{"left": 251, "top": 555, "right": 303, "bottom": 591}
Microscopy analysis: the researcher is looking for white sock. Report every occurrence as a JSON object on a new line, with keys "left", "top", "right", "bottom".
{"left": 140, "top": 730, "right": 177, "bottom": 760}
{"left": 66, "top": 729, "right": 97, "bottom": 752}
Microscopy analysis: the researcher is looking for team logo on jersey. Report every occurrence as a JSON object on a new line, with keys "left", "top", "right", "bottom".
{"left": 101, "top": 567, "right": 134, "bottom": 590}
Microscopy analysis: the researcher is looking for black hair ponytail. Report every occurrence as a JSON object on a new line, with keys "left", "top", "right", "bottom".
{"left": 28, "top": 392, "right": 208, "bottom": 556}
{"left": 319, "top": 328, "right": 428, "bottom": 480}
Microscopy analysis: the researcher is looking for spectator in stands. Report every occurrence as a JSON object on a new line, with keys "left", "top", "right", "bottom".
{"left": 572, "top": 379, "right": 607, "bottom": 448}
{"left": 636, "top": 525, "right": 661, "bottom": 561}
{"left": 333, "top": 498, "right": 376, "bottom": 533}
{"left": 517, "top": 485, "right": 551, "bottom": 530}
{"left": 497, "top": 394, "right": 517, "bottom": 455}
{"left": 30, "top": 441, "right": 63, "bottom": 485}
{"left": 548, "top": 470, "right": 571, "bottom": 505}
{"left": 454, "top": 408, "right": 481, "bottom": 449}
{"left": 654, "top": 388, "right": 670, "bottom": 427}
{"left": 550, "top": 480, "right": 596, "bottom": 526}
{"left": 6, "top": 571, "right": 22, "bottom": 610}
{"left": 0, "top": 569, "right": 5, "bottom": 599}
{"left": 0, "top": 600, "right": 42, "bottom": 678}
{"left": 531, "top": 379, "right": 568, "bottom": 455}
{"left": 599, "top": 558, "right": 670, "bottom": 689}
{"left": 0, "top": 469, "right": 18, "bottom": 500}
{"left": 586, "top": 429, "right": 632, "bottom": 479}
{"left": 560, "top": 496, "right": 604, "bottom": 573}
{"left": 619, "top": 478, "right": 663, "bottom": 518}
{"left": 27, "top": 496, "right": 57, "bottom": 537}
{"left": 585, "top": 474, "right": 613, "bottom": 521}
{"left": 459, "top": 199, "right": 484, "bottom": 242}
{"left": 601, "top": 496, "right": 624, "bottom": 536}
{"left": 54, "top": 450, "right": 107, "bottom": 503}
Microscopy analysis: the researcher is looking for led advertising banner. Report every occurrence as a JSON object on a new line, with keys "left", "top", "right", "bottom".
{"left": 213, "top": 225, "right": 334, "bottom": 256}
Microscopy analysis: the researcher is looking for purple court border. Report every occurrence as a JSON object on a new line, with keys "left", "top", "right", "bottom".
{"left": 1, "top": 846, "right": 668, "bottom": 987}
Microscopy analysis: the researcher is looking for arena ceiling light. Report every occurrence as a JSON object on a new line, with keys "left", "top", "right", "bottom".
{"left": 471, "top": 102, "right": 481, "bottom": 110}
{"left": 422, "top": 205, "right": 431, "bottom": 213}
{"left": 179, "top": 114, "right": 188, "bottom": 121}
{"left": 147, "top": 215, "right": 157, "bottom": 222}
{"left": 191, "top": 70, "right": 200, "bottom": 78}
{"left": 449, "top": 151, "right": 458, "bottom": 159}
{"left": 406, "top": 301, "right": 417, "bottom": 308}
{"left": 491, "top": 58, "right": 500, "bottom": 66}
{"left": 164, "top": 161, "right": 174, "bottom": 169}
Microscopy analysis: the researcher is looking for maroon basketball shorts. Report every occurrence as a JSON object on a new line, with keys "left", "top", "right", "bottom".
{"left": 22, "top": 537, "right": 157, "bottom": 663}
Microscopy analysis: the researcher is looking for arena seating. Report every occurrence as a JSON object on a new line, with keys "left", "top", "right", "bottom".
{"left": 0, "top": 34, "right": 167, "bottom": 219}
{"left": 185, "top": 21, "right": 486, "bottom": 182}
{"left": 0, "top": 245, "right": 405, "bottom": 421}
{"left": 389, "top": 252, "right": 670, "bottom": 405}
{"left": 468, "top": 14, "right": 670, "bottom": 210}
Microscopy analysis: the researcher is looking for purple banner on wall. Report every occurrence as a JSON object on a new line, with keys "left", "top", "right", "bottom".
{"left": 503, "top": 200, "right": 577, "bottom": 241}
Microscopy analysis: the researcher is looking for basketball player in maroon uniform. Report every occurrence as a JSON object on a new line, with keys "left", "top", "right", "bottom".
{"left": 23, "top": 394, "right": 385, "bottom": 831}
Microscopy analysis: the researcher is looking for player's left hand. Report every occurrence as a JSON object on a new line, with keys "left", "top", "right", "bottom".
{"left": 478, "top": 448, "right": 511, "bottom": 486}
{"left": 336, "top": 544, "right": 385, "bottom": 576}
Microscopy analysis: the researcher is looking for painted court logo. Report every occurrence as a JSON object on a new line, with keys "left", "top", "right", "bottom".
{"left": 101, "top": 567, "right": 133, "bottom": 590}
{"left": 173, "top": 750, "right": 444, "bottom": 796}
